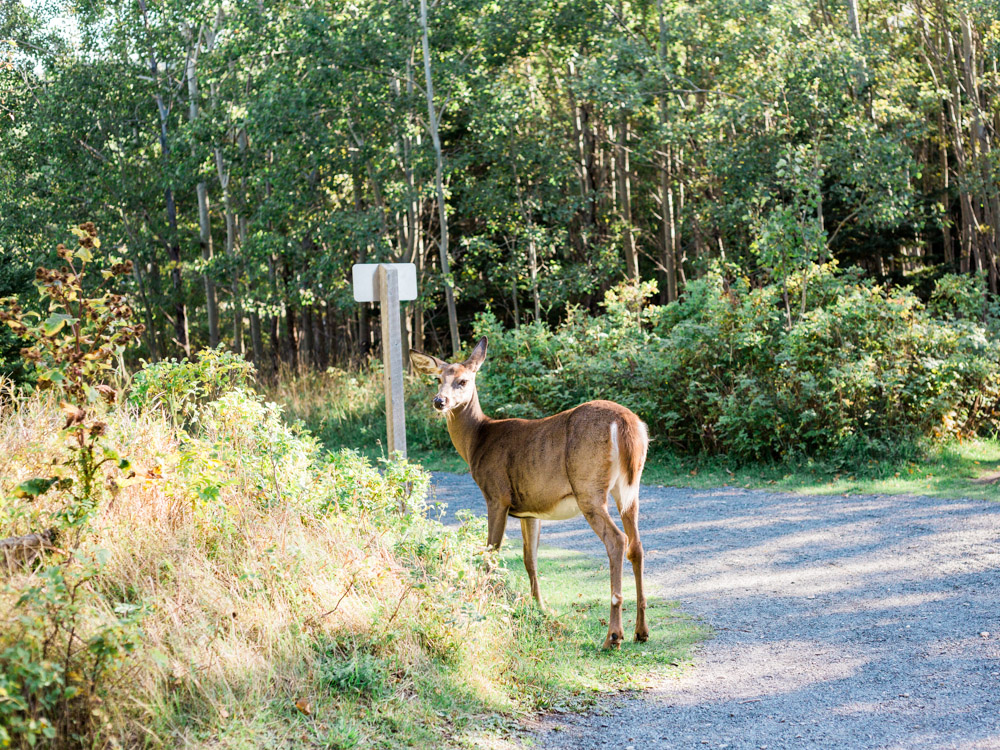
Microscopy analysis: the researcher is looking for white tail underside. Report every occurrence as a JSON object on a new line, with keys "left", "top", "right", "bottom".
{"left": 609, "top": 421, "right": 646, "bottom": 516}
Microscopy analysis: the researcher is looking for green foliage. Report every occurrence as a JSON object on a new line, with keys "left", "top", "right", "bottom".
{"left": 4, "top": 0, "right": 998, "bottom": 366}
{"left": 474, "top": 268, "right": 1000, "bottom": 462}
{"left": 1, "top": 224, "right": 142, "bottom": 532}
{"left": 929, "top": 272, "right": 999, "bottom": 324}
{"left": 0, "top": 255, "right": 33, "bottom": 384}
{"left": 129, "top": 347, "right": 256, "bottom": 425}
{"left": 0, "top": 561, "right": 144, "bottom": 749}
{"left": 0, "top": 225, "right": 145, "bottom": 749}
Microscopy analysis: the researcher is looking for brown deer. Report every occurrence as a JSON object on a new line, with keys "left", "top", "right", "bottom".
{"left": 410, "top": 337, "right": 649, "bottom": 649}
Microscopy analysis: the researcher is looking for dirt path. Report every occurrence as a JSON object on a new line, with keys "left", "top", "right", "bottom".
{"left": 430, "top": 473, "right": 1000, "bottom": 750}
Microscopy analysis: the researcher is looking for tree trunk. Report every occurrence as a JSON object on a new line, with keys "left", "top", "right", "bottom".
{"left": 510, "top": 144, "right": 541, "bottom": 319}
{"left": 215, "top": 147, "right": 243, "bottom": 355}
{"left": 185, "top": 23, "right": 219, "bottom": 348}
{"left": 660, "top": 143, "right": 678, "bottom": 302}
{"left": 139, "top": 0, "right": 188, "bottom": 356}
{"left": 616, "top": 110, "right": 639, "bottom": 280}
{"left": 420, "top": 0, "right": 460, "bottom": 356}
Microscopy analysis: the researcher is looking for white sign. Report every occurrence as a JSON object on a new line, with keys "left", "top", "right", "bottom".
{"left": 352, "top": 263, "right": 417, "bottom": 302}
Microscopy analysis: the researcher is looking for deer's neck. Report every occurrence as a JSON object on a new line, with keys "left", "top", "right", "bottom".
{"left": 446, "top": 390, "right": 488, "bottom": 466}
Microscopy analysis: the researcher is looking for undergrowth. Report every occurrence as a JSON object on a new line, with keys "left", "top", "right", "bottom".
{"left": 1, "top": 362, "right": 702, "bottom": 748}
{"left": 0, "top": 231, "right": 703, "bottom": 748}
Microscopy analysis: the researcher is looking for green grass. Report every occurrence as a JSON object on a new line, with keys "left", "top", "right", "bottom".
{"left": 495, "top": 545, "right": 708, "bottom": 700}
{"left": 640, "top": 439, "right": 1000, "bottom": 501}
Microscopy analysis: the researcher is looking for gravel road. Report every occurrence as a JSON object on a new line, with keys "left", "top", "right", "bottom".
{"left": 430, "top": 473, "right": 1000, "bottom": 750}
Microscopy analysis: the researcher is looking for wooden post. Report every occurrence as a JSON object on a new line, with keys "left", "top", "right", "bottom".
{"left": 377, "top": 264, "right": 407, "bottom": 458}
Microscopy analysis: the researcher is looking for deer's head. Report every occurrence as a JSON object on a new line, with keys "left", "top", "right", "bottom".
{"left": 410, "top": 337, "right": 487, "bottom": 414}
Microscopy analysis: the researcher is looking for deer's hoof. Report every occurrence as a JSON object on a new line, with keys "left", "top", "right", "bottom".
{"left": 602, "top": 631, "right": 624, "bottom": 650}
{"left": 634, "top": 629, "right": 649, "bottom": 643}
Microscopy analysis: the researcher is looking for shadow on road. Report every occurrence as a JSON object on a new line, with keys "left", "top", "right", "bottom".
{"left": 431, "top": 473, "right": 1000, "bottom": 749}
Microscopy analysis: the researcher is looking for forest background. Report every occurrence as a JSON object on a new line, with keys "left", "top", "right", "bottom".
{"left": 1, "top": 1, "right": 1000, "bottom": 746}
{"left": 2, "top": 0, "right": 1000, "bottom": 467}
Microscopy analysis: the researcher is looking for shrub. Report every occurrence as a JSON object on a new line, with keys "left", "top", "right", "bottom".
{"left": 128, "top": 346, "right": 256, "bottom": 426}
{"left": 473, "top": 264, "right": 1000, "bottom": 462}
{"left": 0, "top": 224, "right": 144, "bottom": 749}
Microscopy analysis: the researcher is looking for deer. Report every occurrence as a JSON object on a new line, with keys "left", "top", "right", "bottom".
{"left": 410, "top": 337, "right": 650, "bottom": 650}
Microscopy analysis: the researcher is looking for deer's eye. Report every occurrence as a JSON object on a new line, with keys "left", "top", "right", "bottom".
{"left": 456, "top": 379, "right": 467, "bottom": 388}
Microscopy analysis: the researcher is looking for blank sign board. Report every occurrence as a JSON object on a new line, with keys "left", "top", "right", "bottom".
{"left": 352, "top": 263, "right": 418, "bottom": 302}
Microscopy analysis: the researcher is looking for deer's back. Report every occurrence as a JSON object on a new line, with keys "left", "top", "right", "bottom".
{"left": 468, "top": 400, "right": 640, "bottom": 518}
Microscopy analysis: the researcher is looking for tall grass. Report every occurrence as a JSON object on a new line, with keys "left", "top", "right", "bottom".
{"left": 266, "top": 363, "right": 464, "bottom": 469}
{"left": 1, "top": 371, "right": 703, "bottom": 748}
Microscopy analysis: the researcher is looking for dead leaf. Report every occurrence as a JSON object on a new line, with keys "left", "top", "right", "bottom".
{"left": 60, "top": 401, "right": 85, "bottom": 428}
{"left": 295, "top": 697, "right": 312, "bottom": 716}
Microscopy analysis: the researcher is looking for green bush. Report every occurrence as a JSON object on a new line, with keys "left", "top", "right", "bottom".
{"left": 128, "top": 346, "right": 256, "bottom": 426}
{"left": 473, "top": 264, "right": 1000, "bottom": 462}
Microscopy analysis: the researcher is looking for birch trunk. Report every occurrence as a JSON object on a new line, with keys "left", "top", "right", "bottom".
{"left": 139, "top": 0, "right": 188, "bottom": 356}
{"left": 215, "top": 147, "right": 243, "bottom": 354}
{"left": 616, "top": 110, "right": 639, "bottom": 280}
{"left": 184, "top": 23, "right": 219, "bottom": 347}
{"left": 420, "top": 0, "right": 460, "bottom": 355}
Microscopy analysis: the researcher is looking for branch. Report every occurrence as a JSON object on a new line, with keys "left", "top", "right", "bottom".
{"left": 1, "top": 528, "right": 57, "bottom": 568}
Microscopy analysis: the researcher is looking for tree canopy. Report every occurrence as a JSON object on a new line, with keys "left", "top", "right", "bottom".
{"left": 2, "top": 0, "right": 998, "bottom": 370}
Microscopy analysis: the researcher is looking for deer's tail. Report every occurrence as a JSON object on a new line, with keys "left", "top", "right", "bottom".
{"left": 611, "top": 413, "right": 648, "bottom": 514}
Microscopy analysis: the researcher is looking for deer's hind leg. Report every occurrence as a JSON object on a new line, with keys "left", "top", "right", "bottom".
{"left": 613, "top": 488, "right": 648, "bottom": 642}
{"left": 520, "top": 518, "right": 544, "bottom": 610}
{"left": 577, "top": 490, "right": 628, "bottom": 650}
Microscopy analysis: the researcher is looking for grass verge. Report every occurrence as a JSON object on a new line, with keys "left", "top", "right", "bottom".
{"left": 497, "top": 545, "right": 707, "bottom": 702}
{"left": 640, "top": 440, "right": 1000, "bottom": 501}
{"left": 268, "top": 367, "right": 998, "bottom": 502}
{"left": 1, "top": 374, "right": 705, "bottom": 749}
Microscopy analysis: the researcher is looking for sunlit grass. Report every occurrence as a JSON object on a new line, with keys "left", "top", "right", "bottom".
{"left": 497, "top": 545, "right": 708, "bottom": 699}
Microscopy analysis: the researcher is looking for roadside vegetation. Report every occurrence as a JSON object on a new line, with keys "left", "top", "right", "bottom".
{"left": 3, "top": 375, "right": 704, "bottom": 748}
{"left": 0, "top": 231, "right": 704, "bottom": 749}
{"left": 275, "top": 269, "right": 1000, "bottom": 501}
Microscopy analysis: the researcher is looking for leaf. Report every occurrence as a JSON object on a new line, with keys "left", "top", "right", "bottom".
{"left": 13, "top": 477, "right": 58, "bottom": 499}
{"left": 294, "top": 697, "right": 312, "bottom": 716}
{"left": 149, "top": 648, "right": 170, "bottom": 668}
{"left": 60, "top": 401, "right": 86, "bottom": 426}
{"left": 42, "top": 313, "right": 75, "bottom": 337}
{"left": 76, "top": 246, "right": 93, "bottom": 263}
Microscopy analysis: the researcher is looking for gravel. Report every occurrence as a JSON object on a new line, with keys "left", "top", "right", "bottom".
{"left": 430, "top": 472, "right": 1000, "bottom": 750}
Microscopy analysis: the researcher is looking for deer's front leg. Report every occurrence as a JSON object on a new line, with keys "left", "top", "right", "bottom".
{"left": 520, "top": 517, "right": 544, "bottom": 610}
{"left": 485, "top": 501, "right": 509, "bottom": 550}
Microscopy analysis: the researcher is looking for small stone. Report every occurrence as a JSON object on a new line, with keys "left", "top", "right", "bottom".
{"left": 980, "top": 631, "right": 990, "bottom": 638}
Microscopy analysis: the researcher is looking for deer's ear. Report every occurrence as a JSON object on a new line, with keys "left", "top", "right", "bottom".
{"left": 410, "top": 349, "right": 445, "bottom": 377}
{"left": 464, "top": 337, "right": 488, "bottom": 372}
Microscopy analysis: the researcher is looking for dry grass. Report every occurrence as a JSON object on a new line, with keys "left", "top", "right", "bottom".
{"left": 0, "top": 386, "right": 508, "bottom": 747}
{"left": 1, "top": 380, "right": 705, "bottom": 748}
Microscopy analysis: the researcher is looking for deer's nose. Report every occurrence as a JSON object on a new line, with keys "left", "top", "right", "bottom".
{"left": 433, "top": 396, "right": 447, "bottom": 410}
